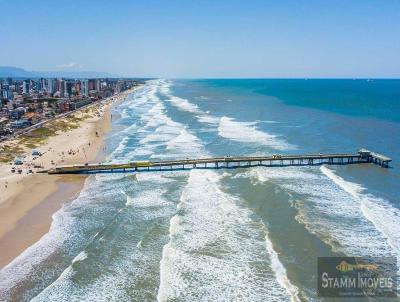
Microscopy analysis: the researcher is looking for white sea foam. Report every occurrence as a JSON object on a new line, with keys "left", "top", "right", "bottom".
{"left": 29, "top": 168, "right": 178, "bottom": 301}
{"left": 166, "top": 129, "right": 204, "bottom": 156}
{"left": 168, "top": 95, "right": 201, "bottom": 113}
{"left": 123, "top": 84, "right": 206, "bottom": 161}
{"left": 109, "top": 83, "right": 163, "bottom": 161}
{"left": 218, "top": 116, "right": 294, "bottom": 150}
{"left": 110, "top": 136, "right": 130, "bottom": 158}
{"left": 126, "top": 188, "right": 169, "bottom": 208}
{"left": 139, "top": 132, "right": 175, "bottom": 144}
{"left": 244, "top": 166, "right": 395, "bottom": 257}
{"left": 72, "top": 251, "right": 88, "bottom": 263}
{"left": 33, "top": 250, "right": 88, "bottom": 299}
{"left": 121, "top": 122, "right": 138, "bottom": 134}
{"left": 149, "top": 80, "right": 299, "bottom": 300}
{"left": 264, "top": 233, "right": 300, "bottom": 302}
{"left": 120, "top": 108, "right": 130, "bottom": 119}
{"left": 321, "top": 166, "right": 400, "bottom": 256}
{"left": 234, "top": 167, "right": 317, "bottom": 183}
{"left": 0, "top": 175, "right": 131, "bottom": 301}
{"left": 113, "top": 82, "right": 201, "bottom": 162}
{"left": 256, "top": 120, "right": 280, "bottom": 124}
{"left": 157, "top": 169, "right": 293, "bottom": 301}
{"left": 158, "top": 80, "right": 222, "bottom": 127}
{"left": 126, "top": 148, "right": 155, "bottom": 158}
{"left": 196, "top": 114, "right": 220, "bottom": 124}
{"left": 158, "top": 79, "right": 171, "bottom": 95}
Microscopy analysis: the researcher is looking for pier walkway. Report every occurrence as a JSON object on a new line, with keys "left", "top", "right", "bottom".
{"left": 44, "top": 149, "right": 392, "bottom": 175}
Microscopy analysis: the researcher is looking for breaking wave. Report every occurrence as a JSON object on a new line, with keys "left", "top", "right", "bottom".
{"left": 157, "top": 169, "right": 297, "bottom": 301}
{"left": 321, "top": 166, "right": 400, "bottom": 257}
{"left": 240, "top": 166, "right": 396, "bottom": 258}
{"left": 218, "top": 116, "right": 294, "bottom": 150}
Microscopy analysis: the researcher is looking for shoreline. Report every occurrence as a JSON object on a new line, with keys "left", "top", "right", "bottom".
{"left": 0, "top": 87, "right": 138, "bottom": 269}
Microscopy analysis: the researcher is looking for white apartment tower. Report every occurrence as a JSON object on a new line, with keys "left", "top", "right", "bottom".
{"left": 81, "top": 80, "right": 89, "bottom": 97}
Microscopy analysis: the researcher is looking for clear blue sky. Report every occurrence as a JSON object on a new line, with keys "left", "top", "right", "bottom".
{"left": 1, "top": 0, "right": 399, "bottom": 78}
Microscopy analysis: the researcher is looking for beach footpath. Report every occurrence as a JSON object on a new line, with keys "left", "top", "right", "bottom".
{"left": 0, "top": 86, "right": 140, "bottom": 268}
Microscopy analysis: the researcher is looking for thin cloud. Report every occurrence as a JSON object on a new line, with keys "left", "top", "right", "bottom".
{"left": 56, "top": 62, "right": 82, "bottom": 69}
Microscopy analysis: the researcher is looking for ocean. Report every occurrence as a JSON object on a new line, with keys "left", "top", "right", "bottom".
{"left": 1, "top": 79, "right": 399, "bottom": 301}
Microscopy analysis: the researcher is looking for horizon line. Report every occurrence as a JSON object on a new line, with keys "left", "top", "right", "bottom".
{"left": 2, "top": 76, "right": 400, "bottom": 80}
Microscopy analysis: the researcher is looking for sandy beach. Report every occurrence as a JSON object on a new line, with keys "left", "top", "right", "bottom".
{"left": 0, "top": 88, "right": 137, "bottom": 268}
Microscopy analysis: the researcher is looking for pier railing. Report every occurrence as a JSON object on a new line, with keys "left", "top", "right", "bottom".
{"left": 44, "top": 149, "right": 392, "bottom": 175}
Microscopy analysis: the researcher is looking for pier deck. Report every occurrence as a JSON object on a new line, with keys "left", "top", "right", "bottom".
{"left": 44, "top": 149, "right": 392, "bottom": 175}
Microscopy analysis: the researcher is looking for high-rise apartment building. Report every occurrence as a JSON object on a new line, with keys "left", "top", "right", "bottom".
{"left": 22, "top": 80, "right": 30, "bottom": 94}
{"left": 66, "top": 81, "right": 73, "bottom": 96}
{"left": 47, "top": 78, "right": 56, "bottom": 94}
{"left": 81, "top": 80, "right": 89, "bottom": 97}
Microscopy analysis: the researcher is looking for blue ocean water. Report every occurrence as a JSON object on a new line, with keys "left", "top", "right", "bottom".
{"left": 1, "top": 79, "right": 399, "bottom": 301}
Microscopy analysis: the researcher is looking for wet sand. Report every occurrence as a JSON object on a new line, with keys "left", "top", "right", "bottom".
{"left": 0, "top": 175, "right": 85, "bottom": 267}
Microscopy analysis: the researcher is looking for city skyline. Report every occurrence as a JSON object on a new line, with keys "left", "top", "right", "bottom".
{"left": 1, "top": 0, "right": 400, "bottom": 78}
{"left": 0, "top": 75, "right": 142, "bottom": 139}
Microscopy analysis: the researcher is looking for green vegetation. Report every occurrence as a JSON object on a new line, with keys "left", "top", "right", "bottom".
{"left": 0, "top": 144, "right": 24, "bottom": 163}
{"left": 66, "top": 114, "right": 85, "bottom": 123}
{"left": 19, "top": 127, "right": 57, "bottom": 148}
{"left": 18, "top": 118, "right": 83, "bottom": 148}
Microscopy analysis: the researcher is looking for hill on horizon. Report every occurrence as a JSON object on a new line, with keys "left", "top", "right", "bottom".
{"left": 0, "top": 66, "right": 120, "bottom": 79}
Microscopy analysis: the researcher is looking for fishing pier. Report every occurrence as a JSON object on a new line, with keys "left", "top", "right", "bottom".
{"left": 44, "top": 149, "right": 392, "bottom": 175}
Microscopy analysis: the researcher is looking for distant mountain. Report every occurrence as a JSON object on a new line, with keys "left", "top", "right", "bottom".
{"left": 0, "top": 66, "right": 35, "bottom": 78}
{"left": 0, "top": 66, "right": 120, "bottom": 79}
